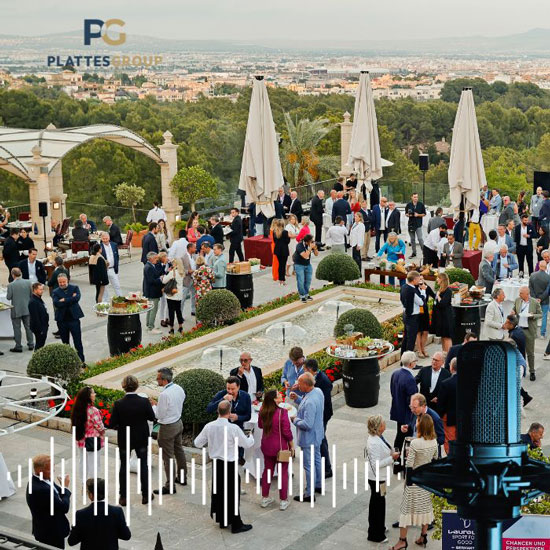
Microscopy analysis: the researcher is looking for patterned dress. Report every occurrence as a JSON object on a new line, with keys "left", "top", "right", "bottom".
{"left": 76, "top": 405, "right": 105, "bottom": 449}
{"left": 399, "top": 437, "right": 438, "bottom": 527}
{"left": 192, "top": 265, "right": 215, "bottom": 301}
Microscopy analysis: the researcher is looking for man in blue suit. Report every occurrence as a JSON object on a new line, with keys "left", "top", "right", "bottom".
{"left": 142, "top": 252, "right": 163, "bottom": 333}
{"left": 404, "top": 393, "right": 446, "bottom": 452}
{"left": 492, "top": 244, "right": 519, "bottom": 279}
{"left": 100, "top": 232, "right": 121, "bottom": 296}
{"left": 26, "top": 454, "right": 71, "bottom": 549}
{"left": 290, "top": 373, "right": 325, "bottom": 501}
{"left": 390, "top": 350, "right": 418, "bottom": 454}
{"left": 52, "top": 273, "right": 85, "bottom": 362}
{"left": 18, "top": 248, "right": 47, "bottom": 284}
{"left": 304, "top": 358, "right": 333, "bottom": 479}
{"left": 206, "top": 376, "right": 251, "bottom": 464}
{"left": 331, "top": 191, "right": 351, "bottom": 225}
{"left": 140, "top": 222, "right": 159, "bottom": 264}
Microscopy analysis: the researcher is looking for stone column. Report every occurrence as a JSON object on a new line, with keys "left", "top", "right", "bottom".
{"left": 25, "top": 145, "right": 52, "bottom": 246}
{"left": 48, "top": 160, "right": 66, "bottom": 223}
{"left": 158, "top": 130, "right": 181, "bottom": 230}
{"left": 339, "top": 111, "right": 353, "bottom": 177}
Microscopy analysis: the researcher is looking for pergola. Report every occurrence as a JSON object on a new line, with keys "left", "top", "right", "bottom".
{"left": 0, "top": 124, "right": 180, "bottom": 241}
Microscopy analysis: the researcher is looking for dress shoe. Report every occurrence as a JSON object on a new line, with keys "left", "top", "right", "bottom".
{"left": 410, "top": 253, "right": 417, "bottom": 258}
{"left": 325, "top": 471, "right": 333, "bottom": 479}
{"left": 238, "top": 457, "right": 246, "bottom": 466}
{"left": 231, "top": 524, "right": 253, "bottom": 534}
{"left": 427, "top": 522, "right": 434, "bottom": 531}
{"left": 314, "top": 487, "right": 322, "bottom": 494}
{"left": 154, "top": 486, "right": 175, "bottom": 495}
{"left": 293, "top": 495, "right": 316, "bottom": 503}
{"left": 9, "top": 347, "right": 22, "bottom": 353}
{"left": 530, "top": 372, "right": 536, "bottom": 381}
{"left": 142, "top": 493, "right": 154, "bottom": 504}
{"left": 160, "top": 320, "right": 168, "bottom": 327}
{"left": 523, "top": 394, "right": 533, "bottom": 407}
{"left": 28, "top": 345, "right": 34, "bottom": 351}
{"left": 0, "top": 351, "right": 4, "bottom": 355}
{"left": 119, "top": 497, "right": 127, "bottom": 506}
{"left": 392, "top": 521, "right": 400, "bottom": 528}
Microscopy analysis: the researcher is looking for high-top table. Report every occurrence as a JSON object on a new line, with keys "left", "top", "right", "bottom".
{"left": 462, "top": 250, "right": 482, "bottom": 280}
{"left": 244, "top": 235, "right": 272, "bottom": 266}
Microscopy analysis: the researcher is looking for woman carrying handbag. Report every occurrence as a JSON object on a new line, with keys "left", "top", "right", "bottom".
{"left": 258, "top": 389, "right": 294, "bottom": 511}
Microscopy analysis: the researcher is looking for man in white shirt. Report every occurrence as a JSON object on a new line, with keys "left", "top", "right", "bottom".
{"left": 168, "top": 229, "right": 189, "bottom": 262}
{"left": 146, "top": 201, "right": 167, "bottom": 223}
{"left": 496, "top": 224, "right": 516, "bottom": 253}
{"left": 325, "top": 216, "right": 348, "bottom": 253}
{"left": 151, "top": 367, "right": 188, "bottom": 495}
{"left": 194, "top": 400, "right": 254, "bottom": 534}
{"left": 423, "top": 223, "right": 447, "bottom": 267}
{"left": 483, "top": 287, "right": 507, "bottom": 340}
{"left": 100, "top": 232, "right": 122, "bottom": 297}
{"left": 414, "top": 351, "right": 450, "bottom": 415}
{"left": 325, "top": 189, "right": 337, "bottom": 220}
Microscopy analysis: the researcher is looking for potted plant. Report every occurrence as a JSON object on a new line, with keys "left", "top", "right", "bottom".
{"left": 114, "top": 182, "right": 146, "bottom": 223}
{"left": 170, "top": 165, "right": 218, "bottom": 212}
{"left": 123, "top": 222, "right": 147, "bottom": 247}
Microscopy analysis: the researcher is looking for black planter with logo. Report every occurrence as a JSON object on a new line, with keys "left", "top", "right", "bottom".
{"left": 107, "top": 314, "right": 142, "bottom": 356}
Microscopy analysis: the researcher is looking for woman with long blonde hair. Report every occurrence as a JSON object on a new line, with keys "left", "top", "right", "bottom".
{"left": 285, "top": 214, "right": 299, "bottom": 276}
{"left": 161, "top": 258, "right": 186, "bottom": 334}
{"left": 272, "top": 219, "right": 290, "bottom": 285}
{"left": 430, "top": 272, "right": 454, "bottom": 352}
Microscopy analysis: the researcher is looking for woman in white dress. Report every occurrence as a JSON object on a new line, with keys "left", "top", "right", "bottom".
{"left": 390, "top": 414, "right": 438, "bottom": 550}
{"left": 285, "top": 214, "right": 300, "bottom": 277}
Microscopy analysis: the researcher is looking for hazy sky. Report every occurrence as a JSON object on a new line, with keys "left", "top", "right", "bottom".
{"left": 2, "top": 0, "right": 550, "bottom": 41}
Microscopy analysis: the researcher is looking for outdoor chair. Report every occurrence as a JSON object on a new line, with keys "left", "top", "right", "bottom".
{"left": 118, "top": 230, "right": 133, "bottom": 258}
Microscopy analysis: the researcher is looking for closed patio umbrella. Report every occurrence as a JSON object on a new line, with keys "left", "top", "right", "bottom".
{"left": 238, "top": 76, "right": 283, "bottom": 219}
{"left": 348, "top": 71, "right": 383, "bottom": 197}
{"left": 448, "top": 87, "right": 486, "bottom": 213}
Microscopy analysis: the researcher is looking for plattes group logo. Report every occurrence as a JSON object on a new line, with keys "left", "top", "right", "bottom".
{"left": 84, "top": 19, "right": 126, "bottom": 46}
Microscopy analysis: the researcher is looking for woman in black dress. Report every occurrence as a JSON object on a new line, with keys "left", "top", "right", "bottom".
{"left": 430, "top": 272, "right": 454, "bottom": 352}
{"left": 536, "top": 226, "right": 549, "bottom": 262}
{"left": 416, "top": 276, "right": 435, "bottom": 358}
{"left": 89, "top": 243, "right": 109, "bottom": 303}
{"left": 272, "top": 219, "right": 290, "bottom": 285}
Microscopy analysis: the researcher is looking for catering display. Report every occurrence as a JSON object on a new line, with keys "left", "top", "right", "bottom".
{"left": 327, "top": 336, "right": 393, "bottom": 359}
{"left": 94, "top": 293, "right": 152, "bottom": 316}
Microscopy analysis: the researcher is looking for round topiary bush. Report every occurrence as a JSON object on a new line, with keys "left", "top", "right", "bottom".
{"left": 196, "top": 289, "right": 242, "bottom": 326}
{"left": 334, "top": 308, "right": 383, "bottom": 339}
{"left": 445, "top": 267, "right": 475, "bottom": 287}
{"left": 316, "top": 253, "right": 361, "bottom": 285}
{"left": 27, "top": 343, "right": 82, "bottom": 384}
{"left": 174, "top": 368, "right": 225, "bottom": 426}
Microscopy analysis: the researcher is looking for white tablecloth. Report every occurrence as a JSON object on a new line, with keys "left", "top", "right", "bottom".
{"left": 244, "top": 404, "right": 297, "bottom": 479}
{"left": 481, "top": 214, "right": 499, "bottom": 236}
{"left": 0, "top": 453, "right": 16, "bottom": 499}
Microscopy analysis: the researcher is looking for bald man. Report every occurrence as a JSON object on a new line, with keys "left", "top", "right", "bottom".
{"left": 414, "top": 351, "right": 450, "bottom": 415}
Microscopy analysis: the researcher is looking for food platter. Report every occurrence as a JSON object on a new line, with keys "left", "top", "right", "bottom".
{"left": 326, "top": 337, "right": 394, "bottom": 360}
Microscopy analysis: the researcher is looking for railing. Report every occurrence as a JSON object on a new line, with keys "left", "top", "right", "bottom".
{"left": 0, "top": 202, "right": 31, "bottom": 222}
{"left": 290, "top": 178, "right": 338, "bottom": 204}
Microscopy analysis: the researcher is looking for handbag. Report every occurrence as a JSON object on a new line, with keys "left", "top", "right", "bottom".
{"left": 276, "top": 410, "right": 293, "bottom": 463}
{"left": 163, "top": 277, "right": 177, "bottom": 295}
{"left": 85, "top": 436, "right": 102, "bottom": 452}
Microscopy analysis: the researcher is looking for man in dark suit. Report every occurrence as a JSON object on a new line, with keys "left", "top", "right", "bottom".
{"left": 404, "top": 393, "right": 445, "bottom": 452}
{"left": 515, "top": 214, "right": 536, "bottom": 275}
{"left": 309, "top": 190, "right": 325, "bottom": 248}
{"left": 304, "top": 358, "right": 334, "bottom": 478}
{"left": 415, "top": 351, "right": 450, "bottom": 415}
{"left": 71, "top": 219, "right": 89, "bottom": 242}
{"left": 102, "top": 216, "right": 123, "bottom": 246}
{"left": 26, "top": 454, "right": 71, "bottom": 549}
{"left": 331, "top": 191, "right": 351, "bottom": 224}
{"left": 228, "top": 207, "right": 244, "bottom": 263}
{"left": 276, "top": 187, "right": 292, "bottom": 213}
{"left": 288, "top": 190, "right": 303, "bottom": 222}
{"left": 68, "top": 478, "right": 131, "bottom": 550}
{"left": 274, "top": 198, "right": 284, "bottom": 219}
{"left": 444, "top": 331, "right": 477, "bottom": 369}
{"left": 390, "top": 350, "right": 418, "bottom": 454}
{"left": 52, "top": 274, "right": 85, "bottom": 362}
{"left": 387, "top": 201, "right": 401, "bottom": 234}
{"left": 109, "top": 375, "right": 156, "bottom": 506}
{"left": 140, "top": 222, "right": 159, "bottom": 264}
{"left": 372, "top": 197, "right": 390, "bottom": 252}
{"left": 3, "top": 228, "right": 21, "bottom": 282}
{"left": 18, "top": 248, "right": 47, "bottom": 284}
{"left": 230, "top": 352, "right": 264, "bottom": 399}
{"left": 100, "top": 232, "right": 121, "bottom": 295}
{"left": 28, "top": 282, "right": 49, "bottom": 350}
{"left": 520, "top": 422, "right": 545, "bottom": 450}
{"left": 142, "top": 252, "right": 163, "bottom": 332}
{"left": 438, "top": 357, "right": 458, "bottom": 454}
{"left": 400, "top": 271, "right": 422, "bottom": 353}
{"left": 209, "top": 216, "right": 224, "bottom": 245}
{"left": 48, "top": 256, "right": 70, "bottom": 291}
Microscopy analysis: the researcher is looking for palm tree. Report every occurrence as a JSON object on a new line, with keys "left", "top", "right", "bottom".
{"left": 281, "top": 113, "right": 335, "bottom": 187}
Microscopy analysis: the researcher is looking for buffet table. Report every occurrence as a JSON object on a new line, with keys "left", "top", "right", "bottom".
{"left": 462, "top": 250, "right": 482, "bottom": 280}
{"left": 244, "top": 235, "right": 272, "bottom": 266}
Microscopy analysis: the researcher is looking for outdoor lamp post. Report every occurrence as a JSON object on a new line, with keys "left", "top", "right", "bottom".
{"left": 419, "top": 153, "right": 429, "bottom": 204}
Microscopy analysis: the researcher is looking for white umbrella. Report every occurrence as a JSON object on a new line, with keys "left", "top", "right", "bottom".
{"left": 348, "top": 71, "right": 383, "bottom": 195}
{"left": 238, "top": 76, "right": 283, "bottom": 218}
{"left": 448, "top": 87, "right": 486, "bottom": 213}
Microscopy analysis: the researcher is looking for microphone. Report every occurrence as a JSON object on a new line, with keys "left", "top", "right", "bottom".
{"left": 411, "top": 341, "right": 550, "bottom": 549}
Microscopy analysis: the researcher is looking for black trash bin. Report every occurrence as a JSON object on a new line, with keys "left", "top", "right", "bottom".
{"left": 342, "top": 357, "right": 380, "bottom": 408}
{"left": 107, "top": 314, "right": 142, "bottom": 356}
{"left": 226, "top": 273, "right": 254, "bottom": 309}
{"left": 452, "top": 305, "right": 481, "bottom": 345}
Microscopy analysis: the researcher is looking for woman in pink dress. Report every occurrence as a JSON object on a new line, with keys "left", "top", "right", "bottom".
{"left": 70, "top": 387, "right": 105, "bottom": 484}
{"left": 258, "top": 389, "right": 294, "bottom": 511}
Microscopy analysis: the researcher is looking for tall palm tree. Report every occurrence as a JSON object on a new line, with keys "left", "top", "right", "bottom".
{"left": 281, "top": 113, "right": 335, "bottom": 187}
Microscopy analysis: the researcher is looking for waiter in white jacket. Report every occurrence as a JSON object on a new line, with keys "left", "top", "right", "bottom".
{"left": 349, "top": 211, "right": 366, "bottom": 275}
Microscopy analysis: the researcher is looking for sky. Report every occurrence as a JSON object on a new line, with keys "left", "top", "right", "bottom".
{"left": 2, "top": 0, "right": 550, "bottom": 41}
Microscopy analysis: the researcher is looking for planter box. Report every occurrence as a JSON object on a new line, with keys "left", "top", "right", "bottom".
{"left": 131, "top": 229, "right": 148, "bottom": 248}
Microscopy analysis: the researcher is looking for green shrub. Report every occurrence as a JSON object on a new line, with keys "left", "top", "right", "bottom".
{"left": 334, "top": 308, "right": 383, "bottom": 339}
{"left": 196, "top": 289, "right": 242, "bottom": 326}
{"left": 174, "top": 369, "right": 225, "bottom": 425}
{"left": 123, "top": 222, "right": 147, "bottom": 233}
{"left": 445, "top": 267, "right": 475, "bottom": 287}
{"left": 27, "top": 343, "right": 82, "bottom": 384}
{"left": 316, "top": 253, "right": 360, "bottom": 285}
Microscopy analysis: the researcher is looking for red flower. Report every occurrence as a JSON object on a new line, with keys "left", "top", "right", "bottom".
{"left": 64, "top": 405, "right": 71, "bottom": 411}
{"left": 98, "top": 401, "right": 104, "bottom": 407}
{"left": 48, "top": 399, "right": 56, "bottom": 408}
{"left": 138, "top": 344, "right": 143, "bottom": 348}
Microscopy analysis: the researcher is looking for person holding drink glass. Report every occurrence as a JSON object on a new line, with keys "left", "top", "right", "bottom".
{"left": 293, "top": 234, "right": 318, "bottom": 303}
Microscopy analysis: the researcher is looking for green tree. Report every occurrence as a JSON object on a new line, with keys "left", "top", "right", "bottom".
{"left": 170, "top": 165, "right": 218, "bottom": 211}
{"left": 114, "top": 182, "right": 146, "bottom": 222}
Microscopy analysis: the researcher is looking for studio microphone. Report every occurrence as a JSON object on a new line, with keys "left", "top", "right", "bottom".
{"left": 411, "top": 341, "right": 550, "bottom": 550}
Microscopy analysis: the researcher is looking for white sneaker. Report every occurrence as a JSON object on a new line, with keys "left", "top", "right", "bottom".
{"left": 544, "top": 354, "right": 550, "bottom": 361}
{"left": 261, "top": 497, "right": 274, "bottom": 508}
{"left": 279, "top": 499, "right": 289, "bottom": 511}
{"left": 148, "top": 328, "right": 162, "bottom": 334}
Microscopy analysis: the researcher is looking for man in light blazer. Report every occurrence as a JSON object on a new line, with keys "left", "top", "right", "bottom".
{"left": 483, "top": 288, "right": 507, "bottom": 340}
{"left": 6, "top": 267, "right": 34, "bottom": 352}
{"left": 290, "top": 373, "right": 325, "bottom": 501}
{"left": 476, "top": 250, "right": 496, "bottom": 293}
{"left": 181, "top": 242, "right": 197, "bottom": 316}
{"left": 441, "top": 233, "right": 463, "bottom": 268}
{"left": 512, "top": 286, "right": 542, "bottom": 381}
